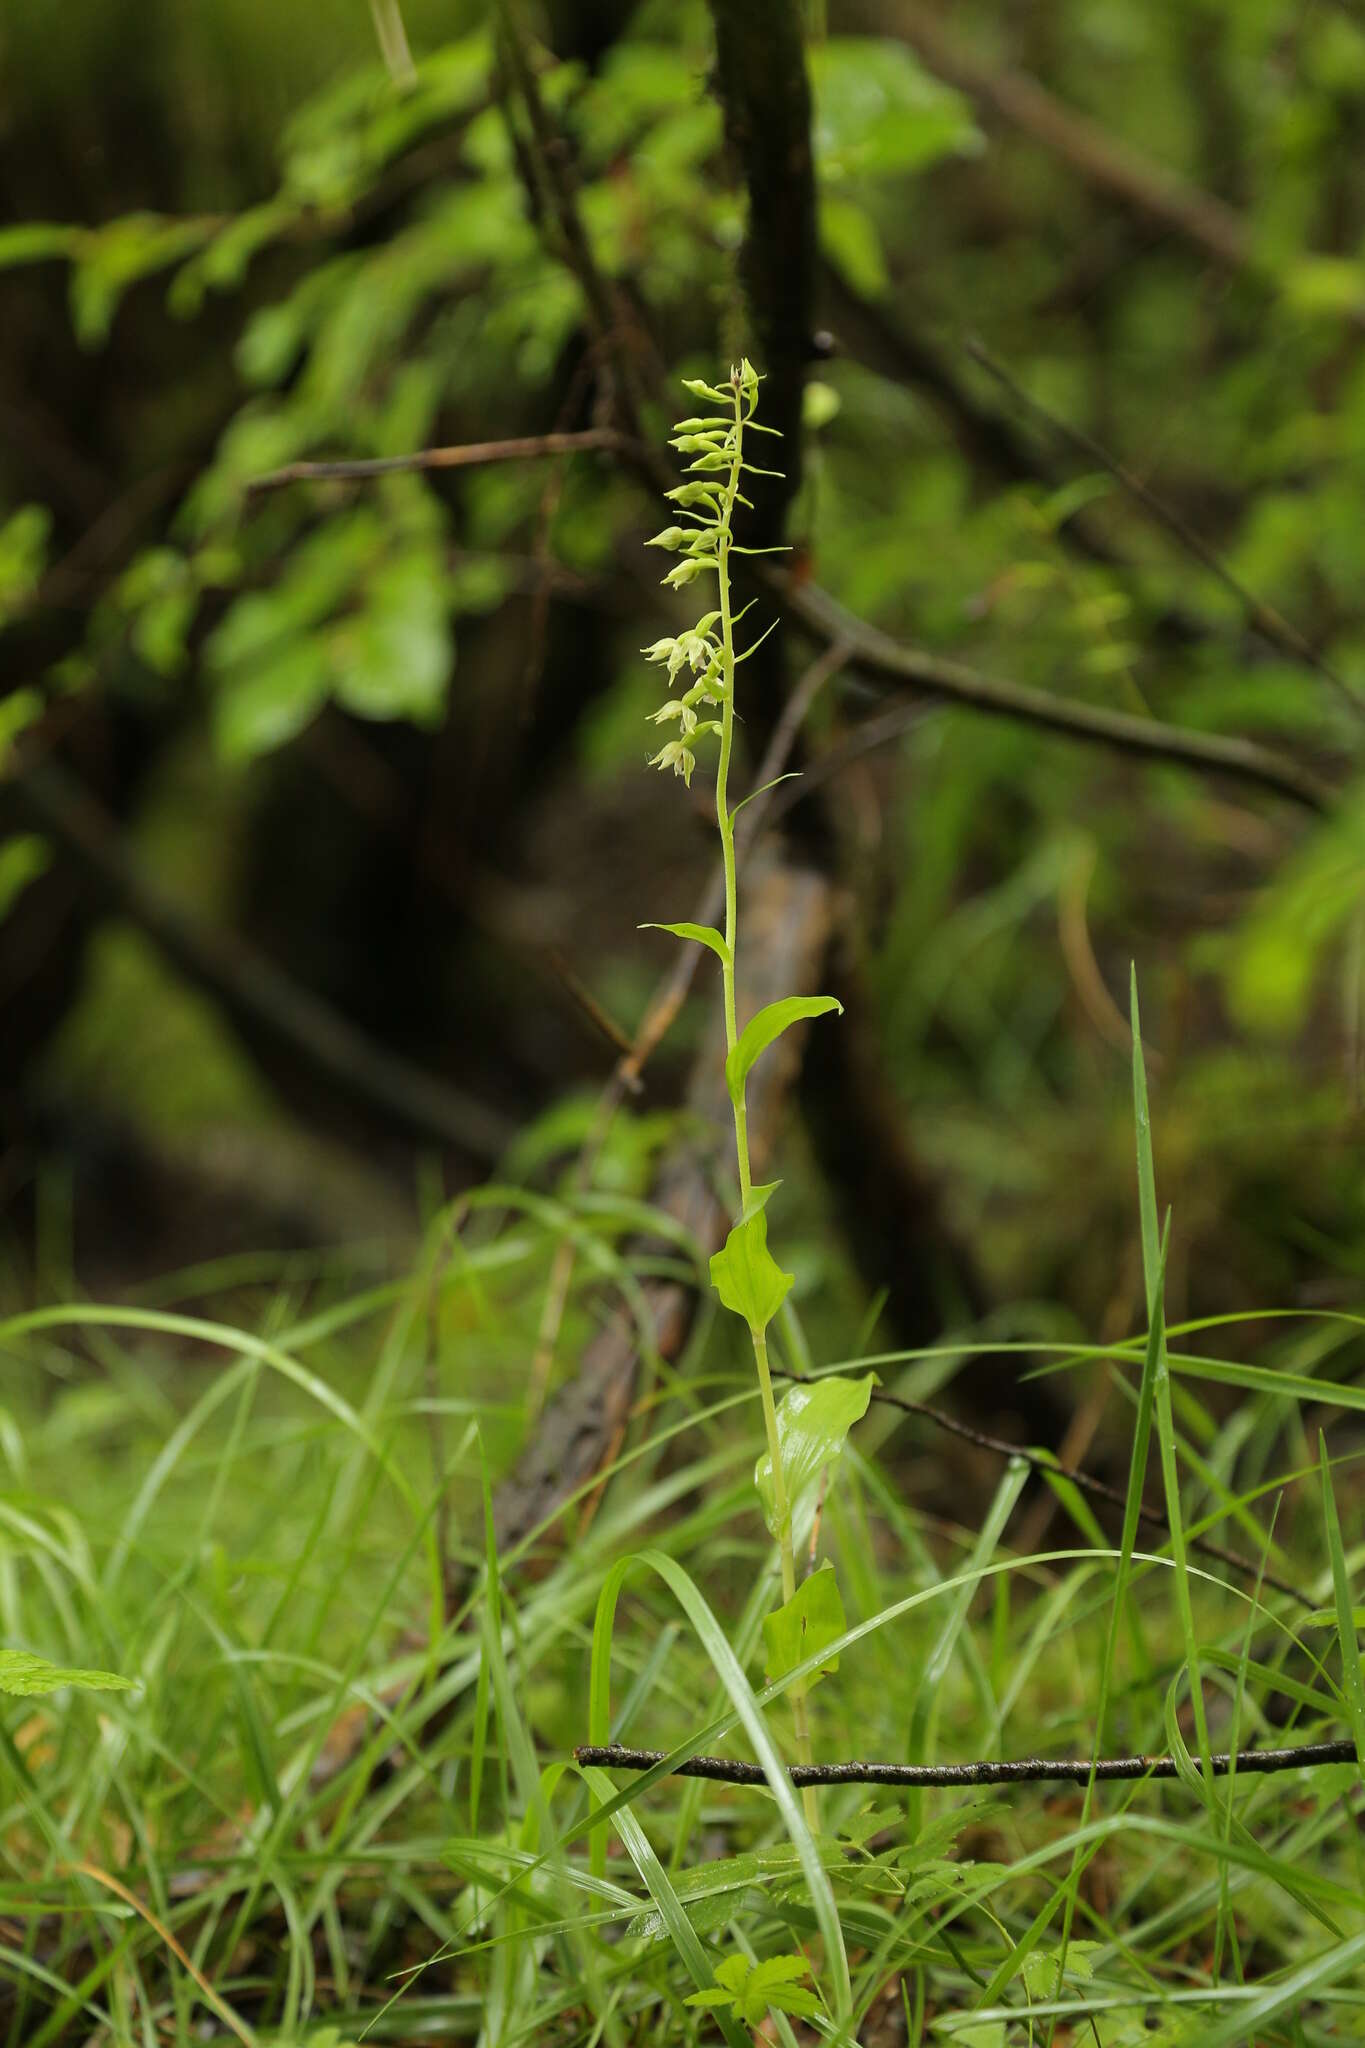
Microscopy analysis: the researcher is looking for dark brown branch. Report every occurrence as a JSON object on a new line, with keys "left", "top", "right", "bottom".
{"left": 245, "top": 429, "right": 634, "bottom": 496}
{"left": 964, "top": 337, "right": 1365, "bottom": 723}
{"left": 576, "top": 1738, "right": 1360, "bottom": 1788}
{"left": 495, "top": 2, "right": 658, "bottom": 439}
{"left": 772, "top": 1368, "right": 1310, "bottom": 1611}
{"left": 778, "top": 575, "right": 1334, "bottom": 815}
{"left": 13, "top": 759, "right": 513, "bottom": 1163}
{"left": 706, "top": 0, "right": 817, "bottom": 534}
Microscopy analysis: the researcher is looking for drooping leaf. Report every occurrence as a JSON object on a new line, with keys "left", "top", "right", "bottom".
{"left": 638, "top": 920, "right": 731, "bottom": 969}
{"left": 709, "top": 1210, "right": 792, "bottom": 1335}
{"left": 0, "top": 1649, "right": 134, "bottom": 1697}
{"left": 754, "top": 1372, "right": 876, "bottom": 1539}
{"left": 762, "top": 1561, "right": 846, "bottom": 1689}
{"left": 725, "top": 995, "right": 843, "bottom": 1107}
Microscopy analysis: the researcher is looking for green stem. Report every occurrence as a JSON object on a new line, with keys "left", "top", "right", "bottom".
{"left": 715, "top": 375, "right": 818, "bottom": 1827}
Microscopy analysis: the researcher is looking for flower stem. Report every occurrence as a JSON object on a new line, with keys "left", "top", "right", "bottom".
{"left": 715, "top": 374, "right": 818, "bottom": 1827}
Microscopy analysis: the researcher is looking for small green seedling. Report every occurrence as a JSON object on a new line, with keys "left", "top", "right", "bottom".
{"left": 640, "top": 361, "right": 872, "bottom": 1815}
{"left": 683, "top": 1949, "right": 822, "bottom": 2029}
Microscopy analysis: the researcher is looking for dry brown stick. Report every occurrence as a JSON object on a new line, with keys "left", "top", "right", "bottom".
{"left": 576, "top": 1737, "right": 1359, "bottom": 1789}
{"left": 965, "top": 336, "right": 1365, "bottom": 723}
{"left": 245, "top": 428, "right": 634, "bottom": 495}
{"left": 771, "top": 1366, "right": 1311, "bottom": 1609}
{"left": 14, "top": 759, "right": 512, "bottom": 1163}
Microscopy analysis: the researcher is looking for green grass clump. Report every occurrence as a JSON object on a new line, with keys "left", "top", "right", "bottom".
{"left": 1, "top": 1138, "right": 1363, "bottom": 2045}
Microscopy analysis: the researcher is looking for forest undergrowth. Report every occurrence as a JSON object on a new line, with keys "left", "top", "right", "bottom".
{"left": 3, "top": 997, "right": 1365, "bottom": 2046}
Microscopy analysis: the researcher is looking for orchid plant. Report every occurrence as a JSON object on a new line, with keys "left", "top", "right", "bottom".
{"left": 640, "top": 361, "right": 875, "bottom": 1817}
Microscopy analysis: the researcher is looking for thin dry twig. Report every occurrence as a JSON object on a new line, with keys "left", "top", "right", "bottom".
{"left": 245, "top": 427, "right": 634, "bottom": 495}
{"left": 63, "top": 1862, "right": 255, "bottom": 2046}
{"left": 575, "top": 1737, "right": 1360, "bottom": 1788}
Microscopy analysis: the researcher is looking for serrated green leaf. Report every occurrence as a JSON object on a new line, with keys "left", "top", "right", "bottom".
{"left": 762, "top": 1562, "right": 846, "bottom": 1689}
{"left": 755, "top": 1372, "right": 876, "bottom": 1538}
{"left": 709, "top": 1210, "right": 792, "bottom": 1335}
{"left": 638, "top": 920, "right": 731, "bottom": 969}
{"left": 685, "top": 1952, "right": 819, "bottom": 2028}
{"left": 0, "top": 1649, "right": 134, "bottom": 1696}
{"left": 725, "top": 996, "right": 843, "bottom": 1107}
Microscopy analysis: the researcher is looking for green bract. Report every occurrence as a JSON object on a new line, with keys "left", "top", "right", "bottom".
{"left": 754, "top": 1372, "right": 877, "bottom": 1540}
{"left": 762, "top": 1561, "right": 847, "bottom": 1688}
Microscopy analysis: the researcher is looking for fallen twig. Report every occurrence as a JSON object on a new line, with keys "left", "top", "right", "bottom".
{"left": 575, "top": 1737, "right": 1359, "bottom": 1788}
{"left": 245, "top": 427, "right": 634, "bottom": 494}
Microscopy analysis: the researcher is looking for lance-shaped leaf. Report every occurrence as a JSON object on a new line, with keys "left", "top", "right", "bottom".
{"left": 709, "top": 1208, "right": 792, "bottom": 1335}
{"left": 639, "top": 921, "right": 731, "bottom": 970}
{"left": 0, "top": 1649, "right": 134, "bottom": 1696}
{"left": 762, "top": 1562, "right": 847, "bottom": 1690}
{"left": 725, "top": 996, "right": 843, "bottom": 1108}
{"left": 755, "top": 1372, "right": 876, "bottom": 1538}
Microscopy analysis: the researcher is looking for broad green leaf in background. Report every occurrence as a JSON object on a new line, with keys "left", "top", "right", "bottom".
{"left": 809, "top": 40, "right": 981, "bottom": 183}
{"left": 0, "top": 503, "right": 52, "bottom": 620}
{"left": 0, "top": 1649, "right": 134, "bottom": 1696}
{"left": 762, "top": 1561, "right": 846, "bottom": 1689}
{"left": 709, "top": 1209, "right": 792, "bottom": 1335}
{"left": 1224, "top": 785, "right": 1365, "bottom": 1035}
{"left": 1318, "top": 1433, "right": 1365, "bottom": 1783}
{"left": 0, "top": 835, "right": 52, "bottom": 923}
{"left": 725, "top": 995, "right": 843, "bottom": 1108}
{"left": 755, "top": 1371, "right": 876, "bottom": 1539}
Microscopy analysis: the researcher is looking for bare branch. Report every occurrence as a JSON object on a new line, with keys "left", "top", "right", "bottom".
{"left": 778, "top": 574, "right": 1335, "bottom": 815}
{"left": 245, "top": 428, "right": 634, "bottom": 495}
{"left": 576, "top": 1738, "right": 1360, "bottom": 1789}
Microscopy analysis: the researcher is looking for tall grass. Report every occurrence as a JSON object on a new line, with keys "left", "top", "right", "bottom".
{"left": 1, "top": 1105, "right": 1363, "bottom": 2044}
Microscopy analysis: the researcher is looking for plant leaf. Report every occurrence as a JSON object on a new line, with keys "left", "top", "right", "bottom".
{"left": 638, "top": 920, "right": 731, "bottom": 969}
{"left": 1319, "top": 1432, "right": 1365, "bottom": 1783}
{"left": 762, "top": 1562, "right": 846, "bottom": 1688}
{"left": 0, "top": 1650, "right": 134, "bottom": 1696}
{"left": 709, "top": 1210, "right": 792, "bottom": 1336}
{"left": 725, "top": 996, "right": 842, "bottom": 1107}
{"left": 754, "top": 1372, "right": 876, "bottom": 1538}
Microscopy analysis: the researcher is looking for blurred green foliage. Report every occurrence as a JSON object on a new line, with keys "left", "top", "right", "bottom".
{"left": 3, "top": 0, "right": 1365, "bottom": 1335}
